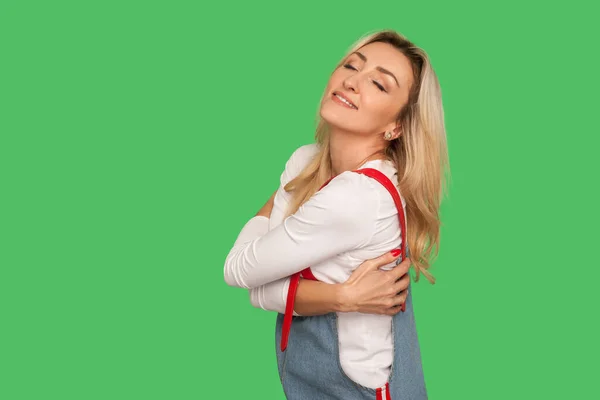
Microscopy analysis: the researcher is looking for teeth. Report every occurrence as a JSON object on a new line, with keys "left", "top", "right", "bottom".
{"left": 335, "top": 94, "right": 356, "bottom": 109}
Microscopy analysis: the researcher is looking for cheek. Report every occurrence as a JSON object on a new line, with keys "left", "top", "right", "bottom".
{"left": 320, "top": 72, "right": 344, "bottom": 105}
{"left": 325, "top": 70, "right": 346, "bottom": 91}
{"left": 364, "top": 96, "right": 401, "bottom": 121}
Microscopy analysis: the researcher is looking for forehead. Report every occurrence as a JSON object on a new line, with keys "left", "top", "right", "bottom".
{"left": 349, "top": 41, "right": 414, "bottom": 87}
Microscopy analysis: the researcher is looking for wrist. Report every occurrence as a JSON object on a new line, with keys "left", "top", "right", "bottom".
{"left": 334, "top": 283, "right": 356, "bottom": 313}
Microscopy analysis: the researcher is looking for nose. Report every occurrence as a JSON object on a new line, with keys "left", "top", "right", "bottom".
{"left": 343, "top": 74, "right": 359, "bottom": 93}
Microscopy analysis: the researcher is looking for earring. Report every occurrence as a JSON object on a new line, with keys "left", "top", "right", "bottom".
{"left": 384, "top": 131, "right": 393, "bottom": 140}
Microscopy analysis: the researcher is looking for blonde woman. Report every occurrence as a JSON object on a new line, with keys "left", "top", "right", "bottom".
{"left": 224, "top": 29, "right": 449, "bottom": 399}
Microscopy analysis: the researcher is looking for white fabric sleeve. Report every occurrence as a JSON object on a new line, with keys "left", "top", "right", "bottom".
{"left": 249, "top": 277, "right": 291, "bottom": 314}
{"left": 233, "top": 216, "right": 270, "bottom": 245}
{"left": 230, "top": 217, "right": 295, "bottom": 313}
{"left": 247, "top": 145, "right": 317, "bottom": 314}
{"left": 223, "top": 171, "right": 379, "bottom": 289}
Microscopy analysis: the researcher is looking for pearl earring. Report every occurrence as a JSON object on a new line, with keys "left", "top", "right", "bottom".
{"left": 384, "top": 131, "right": 393, "bottom": 140}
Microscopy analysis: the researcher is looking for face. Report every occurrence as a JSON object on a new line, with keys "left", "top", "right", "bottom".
{"left": 319, "top": 41, "right": 415, "bottom": 138}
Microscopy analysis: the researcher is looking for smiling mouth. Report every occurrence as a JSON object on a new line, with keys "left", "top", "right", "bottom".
{"left": 332, "top": 92, "right": 358, "bottom": 110}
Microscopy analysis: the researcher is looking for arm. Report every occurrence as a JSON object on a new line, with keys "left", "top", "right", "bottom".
{"left": 224, "top": 172, "right": 379, "bottom": 289}
{"left": 250, "top": 275, "right": 345, "bottom": 316}
{"left": 247, "top": 145, "right": 329, "bottom": 315}
{"left": 249, "top": 177, "right": 344, "bottom": 315}
{"left": 250, "top": 249, "right": 412, "bottom": 316}
{"left": 244, "top": 144, "right": 364, "bottom": 316}
{"left": 293, "top": 279, "right": 346, "bottom": 315}
{"left": 231, "top": 211, "right": 313, "bottom": 314}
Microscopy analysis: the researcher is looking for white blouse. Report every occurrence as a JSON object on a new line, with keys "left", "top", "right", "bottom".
{"left": 224, "top": 143, "right": 407, "bottom": 389}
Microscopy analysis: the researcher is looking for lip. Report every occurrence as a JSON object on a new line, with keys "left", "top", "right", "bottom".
{"left": 332, "top": 91, "right": 358, "bottom": 110}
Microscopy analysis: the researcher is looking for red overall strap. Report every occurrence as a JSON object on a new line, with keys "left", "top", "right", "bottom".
{"left": 280, "top": 167, "right": 407, "bottom": 352}
{"left": 354, "top": 168, "right": 407, "bottom": 262}
{"left": 280, "top": 176, "right": 334, "bottom": 352}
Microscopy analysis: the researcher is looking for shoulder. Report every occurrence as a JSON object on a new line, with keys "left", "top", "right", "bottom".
{"left": 288, "top": 143, "right": 319, "bottom": 168}
{"left": 298, "top": 171, "right": 380, "bottom": 235}
{"left": 281, "top": 143, "right": 320, "bottom": 185}
{"left": 315, "top": 171, "right": 382, "bottom": 217}
{"left": 322, "top": 164, "right": 409, "bottom": 221}
{"left": 356, "top": 161, "right": 407, "bottom": 209}
{"left": 326, "top": 170, "right": 382, "bottom": 196}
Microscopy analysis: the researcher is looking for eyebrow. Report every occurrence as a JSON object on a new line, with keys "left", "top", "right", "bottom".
{"left": 352, "top": 51, "right": 400, "bottom": 87}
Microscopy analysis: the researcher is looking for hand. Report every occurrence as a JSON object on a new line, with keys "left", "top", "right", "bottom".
{"left": 339, "top": 250, "right": 411, "bottom": 315}
{"left": 256, "top": 190, "right": 277, "bottom": 218}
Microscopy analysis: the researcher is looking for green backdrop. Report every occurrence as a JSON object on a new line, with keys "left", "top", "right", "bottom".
{"left": 1, "top": 0, "right": 598, "bottom": 399}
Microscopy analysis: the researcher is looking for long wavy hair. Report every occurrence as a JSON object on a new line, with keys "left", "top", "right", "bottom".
{"left": 284, "top": 29, "right": 450, "bottom": 284}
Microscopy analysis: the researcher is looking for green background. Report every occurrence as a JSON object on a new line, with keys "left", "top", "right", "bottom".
{"left": 1, "top": 0, "right": 598, "bottom": 399}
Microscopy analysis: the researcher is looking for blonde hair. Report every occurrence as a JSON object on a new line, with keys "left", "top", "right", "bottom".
{"left": 284, "top": 29, "right": 450, "bottom": 284}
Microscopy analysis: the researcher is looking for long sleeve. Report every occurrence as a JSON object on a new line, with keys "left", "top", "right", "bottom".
{"left": 249, "top": 277, "right": 292, "bottom": 314}
{"left": 244, "top": 185, "right": 293, "bottom": 314}
{"left": 247, "top": 145, "right": 317, "bottom": 314}
{"left": 223, "top": 171, "right": 379, "bottom": 289}
{"left": 233, "top": 215, "right": 270, "bottom": 246}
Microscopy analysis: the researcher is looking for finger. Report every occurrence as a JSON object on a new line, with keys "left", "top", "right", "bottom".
{"left": 357, "top": 249, "right": 402, "bottom": 272}
{"left": 378, "top": 249, "right": 403, "bottom": 267}
{"left": 385, "top": 305, "right": 404, "bottom": 316}
{"left": 391, "top": 257, "right": 412, "bottom": 279}
{"left": 393, "top": 274, "right": 410, "bottom": 293}
{"left": 391, "top": 291, "right": 408, "bottom": 307}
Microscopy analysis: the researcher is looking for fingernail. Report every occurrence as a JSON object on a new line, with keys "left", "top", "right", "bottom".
{"left": 391, "top": 249, "right": 401, "bottom": 257}
{"left": 401, "top": 303, "right": 406, "bottom": 312}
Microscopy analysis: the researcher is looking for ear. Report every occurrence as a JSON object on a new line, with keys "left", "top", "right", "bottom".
{"left": 385, "top": 125, "right": 402, "bottom": 140}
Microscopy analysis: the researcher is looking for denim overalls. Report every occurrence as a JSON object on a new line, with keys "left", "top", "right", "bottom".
{"left": 274, "top": 168, "right": 428, "bottom": 399}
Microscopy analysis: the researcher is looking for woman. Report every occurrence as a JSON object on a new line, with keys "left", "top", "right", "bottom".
{"left": 224, "top": 29, "right": 449, "bottom": 399}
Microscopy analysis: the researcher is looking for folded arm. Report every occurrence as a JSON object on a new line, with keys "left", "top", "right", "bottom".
{"left": 247, "top": 145, "right": 324, "bottom": 315}
{"left": 249, "top": 274, "right": 346, "bottom": 316}
{"left": 224, "top": 172, "right": 378, "bottom": 289}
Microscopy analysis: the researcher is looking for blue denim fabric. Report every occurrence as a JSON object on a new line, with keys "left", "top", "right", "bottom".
{"left": 275, "top": 279, "right": 427, "bottom": 399}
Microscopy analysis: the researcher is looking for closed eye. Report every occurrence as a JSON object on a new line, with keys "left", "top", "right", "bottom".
{"left": 372, "top": 80, "right": 386, "bottom": 92}
{"left": 343, "top": 64, "right": 387, "bottom": 93}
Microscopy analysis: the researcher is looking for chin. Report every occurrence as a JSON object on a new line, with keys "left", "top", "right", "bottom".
{"left": 319, "top": 101, "right": 355, "bottom": 131}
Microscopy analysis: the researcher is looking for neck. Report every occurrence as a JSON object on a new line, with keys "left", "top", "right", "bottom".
{"left": 329, "top": 129, "right": 387, "bottom": 176}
